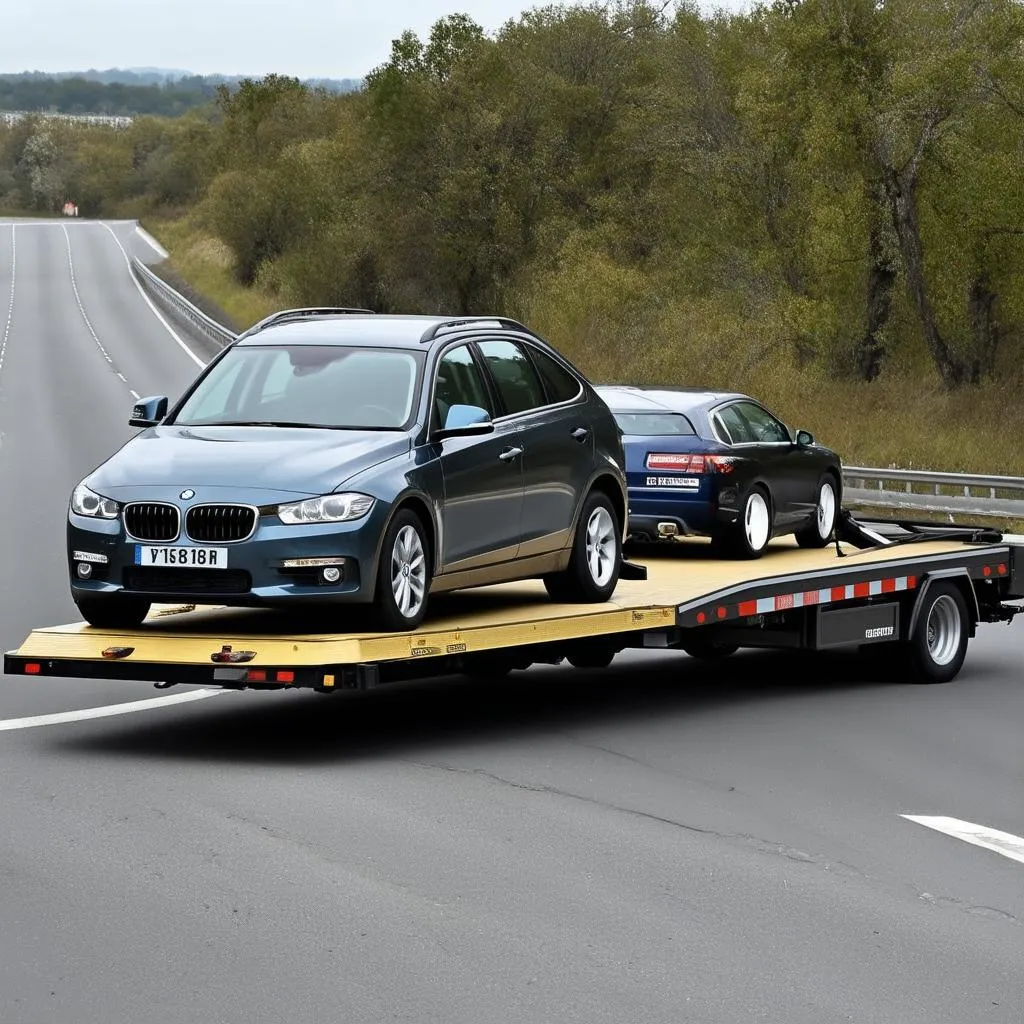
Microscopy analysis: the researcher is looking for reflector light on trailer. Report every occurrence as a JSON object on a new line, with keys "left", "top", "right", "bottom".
{"left": 646, "top": 453, "right": 734, "bottom": 473}
{"left": 24, "top": 663, "right": 41, "bottom": 674}
{"left": 276, "top": 671, "right": 295, "bottom": 683}
{"left": 245, "top": 669, "right": 267, "bottom": 682}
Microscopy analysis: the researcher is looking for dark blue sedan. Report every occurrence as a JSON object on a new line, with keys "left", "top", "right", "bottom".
{"left": 596, "top": 386, "right": 843, "bottom": 558}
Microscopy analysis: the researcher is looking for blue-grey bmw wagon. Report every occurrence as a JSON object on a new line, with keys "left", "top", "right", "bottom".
{"left": 67, "top": 309, "right": 628, "bottom": 631}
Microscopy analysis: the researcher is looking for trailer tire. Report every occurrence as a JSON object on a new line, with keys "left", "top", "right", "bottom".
{"left": 682, "top": 638, "right": 739, "bottom": 660}
{"left": 75, "top": 595, "right": 151, "bottom": 630}
{"left": 905, "top": 580, "right": 969, "bottom": 684}
{"left": 795, "top": 475, "right": 838, "bottom": 549}
{"left": 544, "top": 489, "right": 622, "bottom": 604}
{"left": 373, "top": 508, "right": 431, "bottom": 631}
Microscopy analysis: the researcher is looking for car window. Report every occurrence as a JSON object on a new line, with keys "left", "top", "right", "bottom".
{"left": 612, "top": 412, "right": 696, "bottom": 436}
{"left": 171, "top": 345, "right": 423, "bottom": 430}
{"left": 715, "top": 404, "right": 751, "bottom": 444}
{"left": 527, "top": 345, "right": 582, "bottom": 404}
{"left": 433, "top": 344, "right": 493, "bottom": 427}
{"left": 734, "top": 401, "right": 791, "bottom": 443}
{"left": 477, "top": 339, "right": 548, "bottom": 416}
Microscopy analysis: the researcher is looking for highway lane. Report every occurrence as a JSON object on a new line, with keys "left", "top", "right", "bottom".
{"left": 0, "top": 218, "right": 1021, "bottom": 1023}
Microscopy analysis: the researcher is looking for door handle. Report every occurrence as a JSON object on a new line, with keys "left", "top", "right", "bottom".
{"left": 498, "top": 446, "right": 523, "bottom": 462}
{"left": 571, "top": 427, "right": 589, "bottom": 442}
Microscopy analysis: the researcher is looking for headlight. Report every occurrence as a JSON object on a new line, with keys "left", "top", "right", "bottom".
{"left": 70, "top": 482, "right": 120, "bottom": 519}
{"left": 277, "top": 492, "right": 375, "bottom": 525}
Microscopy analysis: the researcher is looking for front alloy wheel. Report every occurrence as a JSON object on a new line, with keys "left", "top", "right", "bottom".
{"left": 796, "top": 476, "right": 838, "bottom": 549}
{"left": 374, "top": 509, "right": 431, "bottom": 631}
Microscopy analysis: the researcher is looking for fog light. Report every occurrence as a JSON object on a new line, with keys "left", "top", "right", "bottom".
{"left": 321, "top": 566, "right": 341, "bottom": 584}
{"left": 77, "top": 562, "right": 93, "bottom": 579}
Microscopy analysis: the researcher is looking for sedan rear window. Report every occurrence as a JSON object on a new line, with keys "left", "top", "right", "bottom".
{"left": 612, "top": 412, "right": 696, "bottom": 436}
{"left": 171, "top": 345, "right": 424, "bottom": 430}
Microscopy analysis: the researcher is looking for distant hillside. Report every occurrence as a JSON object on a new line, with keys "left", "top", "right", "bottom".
{"left": 0, "top": 69, "right": 362, "bottom": 118}
{"left": 4, "top": 67, "right": 362, "bottom": 92}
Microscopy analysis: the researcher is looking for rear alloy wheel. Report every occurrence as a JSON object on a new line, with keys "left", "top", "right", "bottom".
{"left": 544, "top": 489, "right": 622, "bottom": 604}
{"left": 796, "top": 476, "right": 838, "bottom": 549}
{"left": 374, "top": 508, "right": 431, "bottom": 631}
{"left": 730, "top": 486, "right": 771, "bottom": 559}
{"left": 75, "top": 595, "right": 152, "bottom": 630}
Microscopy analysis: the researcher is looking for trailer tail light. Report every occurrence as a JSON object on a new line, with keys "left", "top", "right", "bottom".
{"left": 24, "top": 662, "right": 41, "bottom": 674}
{"left": 646, "top": 453, "right": 734, "bottom": 474}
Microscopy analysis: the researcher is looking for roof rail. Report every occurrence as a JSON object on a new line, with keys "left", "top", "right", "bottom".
{"left": 239, "top": 307, "right": 376, "bottom": 338}
{"left": 418, "top": 316, "right": 539, "bottom": 344}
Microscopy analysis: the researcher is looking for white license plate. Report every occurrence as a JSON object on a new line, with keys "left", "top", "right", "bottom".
{"left": 645, "top": 475, "right": 700, "bottom": 490}
{"left": 134, "top": 545, "right": 229, "bottom": 568}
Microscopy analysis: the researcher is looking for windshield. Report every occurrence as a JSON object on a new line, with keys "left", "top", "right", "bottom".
{"left": 170, "top": 344, "right": 424, "bottom": 430}
{"left": 612, "top": 412, "right": 696, "bottom": 436}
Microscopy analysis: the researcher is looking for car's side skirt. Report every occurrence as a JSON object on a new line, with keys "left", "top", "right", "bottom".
{"left": 430, "top": 550, "right": 570, "bottom": 594}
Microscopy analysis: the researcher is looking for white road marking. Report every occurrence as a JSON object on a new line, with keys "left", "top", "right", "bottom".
{"left": 902, "top": 814, "right": 1024, "bottom": 867}
{"left": 0, "top": 223, "right": 13, "bottom": 387}
{"left": 0, "top": 688, "right": 227, "bottom": 732}
{"left": 134, "top": 224, "right": 169, "bottom": 258}
{"left": 61, "top": 223, "right": 137, "bottom": 395}
{"left": 100, "top": 221, "right": 205, "bottom": 368}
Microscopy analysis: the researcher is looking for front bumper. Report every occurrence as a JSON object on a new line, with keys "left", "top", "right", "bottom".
{"left": 67, "top": 502, "right": 391, "bottom": 607}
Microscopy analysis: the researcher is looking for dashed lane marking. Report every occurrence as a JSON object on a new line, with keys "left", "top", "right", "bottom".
{"left": 61, "top": 223, "right": 139, "bottom": 400}
{"left": 0, "top": 688, "right": 228, "bottom": 732}
{"left": 0, "top": 223, "right": 14, "bottom": 387}
{"left": 100, "top": 221, "right": 205, "bottom": 368}
{"left": 902, "top": 814, "right": 1024, "bottom": 868}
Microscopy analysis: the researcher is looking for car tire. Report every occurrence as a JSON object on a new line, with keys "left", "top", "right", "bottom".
{"left": 728, "top": 485, "right": 772, "bottom": 559}
{"left": 795, "top": 475, "right": 839, "bottom": 549}
{"left": 681, "top": 638, "right": 739, "bottom": 660}
{"left": 75, "top": 595, "right": 152, "bottom": 630}
{"left": 373, "top": 508, "right": 432, "bottom": 631}
{"left": 544, "top": 489, "right": 622, "bottom": 604}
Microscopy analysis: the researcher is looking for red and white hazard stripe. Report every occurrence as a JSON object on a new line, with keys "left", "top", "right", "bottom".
{"left": 736, "top": 575, "right": 916, "bottom": 618}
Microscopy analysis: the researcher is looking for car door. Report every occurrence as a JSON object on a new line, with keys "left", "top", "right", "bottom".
{"left": 475, "top": 338, "right": 587, "bottom": 558}
{"left": 432, "top": 342, "right": 526, "bottom": 572}
{"left": 727, "top": 400, "right": 808, "bottom": 527}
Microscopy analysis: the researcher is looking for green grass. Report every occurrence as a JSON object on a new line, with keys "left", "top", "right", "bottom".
{"left": 140, "top": 214, "right": 1024, "bottom": 477}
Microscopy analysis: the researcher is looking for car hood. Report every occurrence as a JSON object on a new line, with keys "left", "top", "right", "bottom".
{"left": 87, "top": 424, "right": 411, "bottom": 499}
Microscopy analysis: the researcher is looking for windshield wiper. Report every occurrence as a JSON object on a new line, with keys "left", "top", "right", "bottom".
{"left": 183, "top": 420, "right": 402, "bottom": 431}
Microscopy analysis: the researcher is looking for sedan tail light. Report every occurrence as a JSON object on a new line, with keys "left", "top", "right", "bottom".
{"left": 646, "top": 452, "right": 735, "bottom": 474}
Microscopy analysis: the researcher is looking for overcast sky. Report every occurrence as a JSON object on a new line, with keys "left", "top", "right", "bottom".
{"left": 3, "top": 0, "right": 750, "bottom": 81}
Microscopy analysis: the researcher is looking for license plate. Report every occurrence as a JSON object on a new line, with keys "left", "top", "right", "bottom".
{"left": 134, "top": 545, "right": 229, "bottom": 568}
{"left": 645, "top": 475, "right": 699, "bottom": 490}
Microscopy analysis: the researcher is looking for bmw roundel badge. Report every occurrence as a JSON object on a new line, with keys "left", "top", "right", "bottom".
{"left": 180, "top": 489, "right": 195, "bottom": 500}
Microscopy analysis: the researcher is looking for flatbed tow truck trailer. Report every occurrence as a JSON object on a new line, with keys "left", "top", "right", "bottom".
{"left": 5, "top": 512, "right": 1024, "bottom": 692}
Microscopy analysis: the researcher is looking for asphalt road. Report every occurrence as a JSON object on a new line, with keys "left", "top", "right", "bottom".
{"left": 0, "top": 218, "right": 1021, "bottom": 1024}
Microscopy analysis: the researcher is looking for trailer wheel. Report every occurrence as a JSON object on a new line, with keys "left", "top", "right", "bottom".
{"left": 544, "top": 489, "right": 622, "bottom": 603}
{"left": 905, "top": 581, "right": 969, "bottom": 684}
{"left": 682, "top": 638, "right": 739, "bottom": 660}
{"left": 75, "top": 595, "right": 151, "bottom": 629}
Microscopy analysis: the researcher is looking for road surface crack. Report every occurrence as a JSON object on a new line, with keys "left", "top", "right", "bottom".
{"left": 408, "top": 760, "right": 861, "bottom": 874}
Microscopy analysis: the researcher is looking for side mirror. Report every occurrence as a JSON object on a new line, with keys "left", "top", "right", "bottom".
{"left": 435, "top": 404, "right": 494, "bottom": 440}
{"left": 130, "top": 395, "right": 168, "bottom": 428}
{"left": 796, "top": 429, "right": 815, "bottom": 447}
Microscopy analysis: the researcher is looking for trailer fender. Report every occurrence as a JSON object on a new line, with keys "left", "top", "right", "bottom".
{"left": 908, "top": 568, "right": 979, "bottom": 639}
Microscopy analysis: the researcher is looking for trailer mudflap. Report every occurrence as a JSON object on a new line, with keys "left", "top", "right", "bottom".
{"left": 812, "top": 601, "right": 901, "bottom": 650}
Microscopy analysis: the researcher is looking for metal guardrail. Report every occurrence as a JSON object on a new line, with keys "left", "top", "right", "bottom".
{"left": 842, "top": 466, "right": 1024, "bottom": 520}
{"left": 128, "top": 245, "right": 1024, "bottom": 521}
{"left": 130, "top": 254, "right": 238, "bottom": 349}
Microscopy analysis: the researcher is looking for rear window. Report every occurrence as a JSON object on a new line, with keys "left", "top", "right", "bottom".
{"left": 612, "top": 412, "right": 696, "bottom": 436}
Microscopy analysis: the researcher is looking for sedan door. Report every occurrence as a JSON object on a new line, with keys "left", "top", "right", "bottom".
{"left": 475, "top": 338, "right": 589, "bottom": 558}
{"left": 715, "top": 400, "right": 807, "bottom": 527}
{"left": 432, "top": 343, "right": 526, "bottom": 572}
